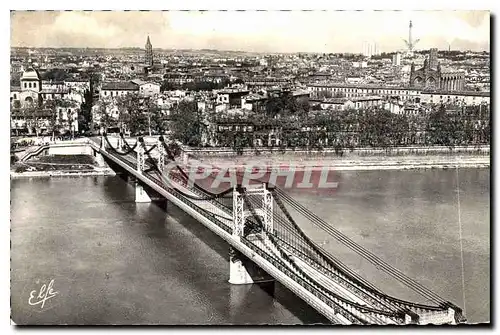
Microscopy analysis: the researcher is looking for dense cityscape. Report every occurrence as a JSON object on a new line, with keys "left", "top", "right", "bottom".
{"left": 10, "top": 20, "right": 490, "bottom": 154}
{"left": 10, "top": 12, "right": 490, "bottom": 326}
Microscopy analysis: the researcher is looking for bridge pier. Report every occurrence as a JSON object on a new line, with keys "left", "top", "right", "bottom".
{"left": 229, "top": 246, "right": 274, "bottom": 285}
{"left": 129, "top": 176, "right": 167, "bottom": 204}
{"left": 93, "top": 149, "right": 107, "bottom": 168}
{"left": 135, "top": 182, "right": 152, "bottom": 203}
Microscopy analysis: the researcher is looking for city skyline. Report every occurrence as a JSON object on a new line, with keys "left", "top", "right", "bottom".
{"left": 11, "top": 10, "right": 490, "bottom": 53}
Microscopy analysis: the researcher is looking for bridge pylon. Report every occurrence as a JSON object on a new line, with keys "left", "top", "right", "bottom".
{"left": 157, "top": 138, "right": 165, "bottom": 172}
{"left": 118, "top": 133, "right": 124, "bottom": 151}
{"left": 100, "top": 134, "right": 106, "bottom": 152}
{"left": 137, "top": 137, "right": 145, "bottom": 174}
{"left": 232, "top": 183, "right": 273, "bottom": 238}
{"left": 134, "top": 137, "right": 152, "bottom": 203}
{"left": 229, "top": 183, "right": 274, "bottom": 285}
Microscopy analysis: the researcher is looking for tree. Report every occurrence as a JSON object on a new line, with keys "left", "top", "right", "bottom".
{"left": 41, "top": 68, "right": 68, "bottom": 82}
{"left": 427, "top": 105, "right": 457, "bottom": 148}
{"left": 21, "top": 102, "right": 40, "bottom": 137}
{"left": 94, "top": 97, "right": 114, "bottom": 132}
{"left": 170, "top": 100, "right": 202, "bottom": 146}
{"left": 143, "top": 97, "right": 163, "bottom": 136}
{"left": 79, "top": 73, "right": 97, "bottom": 132}
{"left": 43, "top": 99, "right": 58, "bottom": 141}
{"left": 115, "top": 94, "right": 165, "bottom": 136}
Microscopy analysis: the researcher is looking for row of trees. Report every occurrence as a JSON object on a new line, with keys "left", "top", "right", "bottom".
{"left": 93, "top": 94, "right": 202, "bottom": 144}
{"left": 12, "top": 98, "right": 79, "bottom": 139}
{"left": 210, "top": 105, "right": 490, "bottom": 152}
{"left": 93, "top": 94, "right": 165, "bottom": 136}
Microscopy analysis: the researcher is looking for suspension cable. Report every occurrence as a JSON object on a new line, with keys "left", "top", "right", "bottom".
{"left": 140, "top": 138, "right": 234, "bottom": 201}
{"left": 275, "top": 187, "right": 448, "bottom": 305}
{"left": 103, "top": 133, "right": 138, "bottom": 155}
{"left": 242, "top": 191, "right": 403, "bottom": 322}
{"left": 158, "top": 137, "right": 235, "bottom": 198}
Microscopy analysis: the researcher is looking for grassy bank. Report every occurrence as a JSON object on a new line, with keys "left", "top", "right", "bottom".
{"left": 12, "top": 154, "right": 97, "bottom": 173}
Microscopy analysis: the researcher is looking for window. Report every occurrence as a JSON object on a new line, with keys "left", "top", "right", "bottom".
{"left": 13, "top": 94, "right": 17, "bottom": 99}
{"left": 24, "top": 83, "right": 27, "bottom": 88}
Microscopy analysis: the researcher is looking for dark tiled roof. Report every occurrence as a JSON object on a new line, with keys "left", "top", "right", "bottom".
{"left": 308, "top": 82, "right": 412, "bottom": 90}
{"left": 421, "top": 90, "right": 490, "bottom": 97}
{"left": 308, "top": 83, "right": 491, "bottom": 97}
{"left": 40, "top": 88, "right": 70, "bottom": 94}
{"left": 322, "top": 98, "right": 348, "bottom": 104}
{"left": 101, "top": 82, "right": 139, "bottom": 91}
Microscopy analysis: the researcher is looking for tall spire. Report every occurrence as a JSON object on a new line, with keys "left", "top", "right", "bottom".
{"left": 145, "top": 35, "right": 153, "bottom": 67}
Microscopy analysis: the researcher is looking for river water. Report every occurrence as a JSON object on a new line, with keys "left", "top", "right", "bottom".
{"left": 10, "top": 168, "right": 490, "bottom": 324}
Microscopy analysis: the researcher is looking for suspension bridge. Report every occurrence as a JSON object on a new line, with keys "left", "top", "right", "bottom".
{"left": 84, "top": 134, "right": 466, "bottom": 325}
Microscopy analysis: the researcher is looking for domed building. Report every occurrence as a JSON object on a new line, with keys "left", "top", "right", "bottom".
{"left": 10, "top": 66, "right": 43, "bottom": 107}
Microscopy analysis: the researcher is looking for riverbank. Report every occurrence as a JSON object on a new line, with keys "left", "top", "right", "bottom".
{"left": 194, "top": 154, "right": 490, "bottom": 171}
{"left": 183, "top": 145, "right": 488, "bottom": 171}
{"left": 10, "top": 168, "right": 116, "bottom": 179}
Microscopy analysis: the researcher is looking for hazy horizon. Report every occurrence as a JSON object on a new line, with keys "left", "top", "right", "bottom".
{"left": 11, "top": 11, "right": 490, "bottom": 53}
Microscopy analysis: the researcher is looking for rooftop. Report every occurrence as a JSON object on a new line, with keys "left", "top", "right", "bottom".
{"left": 322, "top": 98, "right": 348, "bottom": 104}
{"left": 351, "top": 95, "right": 383, "bottom": 102}
{"left": 308, "top": 82, "right": 412, "bottom": 90}
{"left": 422, "top": 89, "right": 490, "bottom": 97}
{"left": 101, "top": 81, "right": 139, "bottom": 91}
{"left": 40, "top": 88, "right": 70, "bottom": 94}
{"left": 217, "top": 88, "right": 250, "bottom": 95}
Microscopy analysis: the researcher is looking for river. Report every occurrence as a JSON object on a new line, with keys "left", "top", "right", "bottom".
{"left": 10, "top": 168, "right": 490, "bottom": 324}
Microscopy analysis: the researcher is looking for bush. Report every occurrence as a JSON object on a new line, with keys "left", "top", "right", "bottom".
{"left": 15, "top": 165, "right": 28, "bottom": 173}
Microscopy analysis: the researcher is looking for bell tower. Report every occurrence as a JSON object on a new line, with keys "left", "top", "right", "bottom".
{"left": 145, "top": 35, "right": 153, "bottom": 67}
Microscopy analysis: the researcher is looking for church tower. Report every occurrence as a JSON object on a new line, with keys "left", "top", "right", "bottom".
{"left": 145, "top": 35, "right": 153, "bottom": 67}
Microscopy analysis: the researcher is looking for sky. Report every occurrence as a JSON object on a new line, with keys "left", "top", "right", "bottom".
{"left": 10, "top": 10, "right": 490, "bottom": 53}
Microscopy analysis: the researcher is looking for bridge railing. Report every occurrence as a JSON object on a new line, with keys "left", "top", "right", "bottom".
{"left": 240, "top": 237, "right": 367, "bottom": 324}
{"left": 138, "top": 165, "right": 233, "bottom": 234}
{"left": 275, "top": 235, "right": 409, "bottom": 318}
{"left": 266, "top": 232, "right": 406, "bottom": 324}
